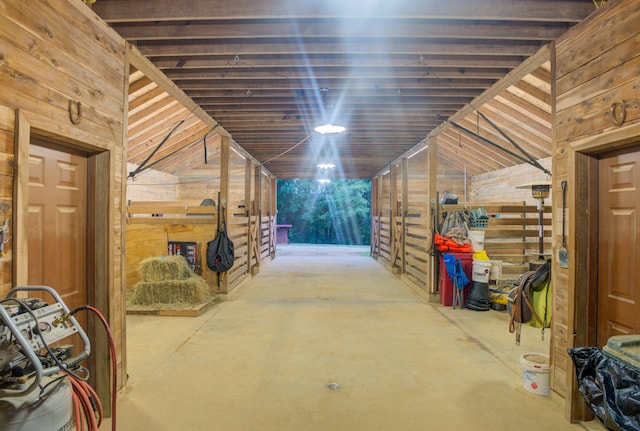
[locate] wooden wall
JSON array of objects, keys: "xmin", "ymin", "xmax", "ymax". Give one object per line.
[
  {"xmin": 178, "ymin": 164, "xmax": 221, "ymax": 202},
  {"xmin": 0, "ymin": 0, "xmax": 128, "ymax": 408},
  {"xmin": 553, "ymin": 0, "xmax": 640, "ymax": 420},
  {"xmin": 0, "ymin": 108, "xmax": 14, "ymax": 291},
  {"xmin": 126, "ymin": 163, "xmax": 179, "ymax": 201},
  {"xmin": 125, "ymin": 207, "xmax": 217, "ymax": 291},
  {"xmin": 469, "ymin": 158, "xmax": 552, "ymax": 203},
  {"xmin": 125, "ymin": 152, "xmax": 276, "ymax": 299},
  {"xmin": 259, "ymin": 170, "xmax": 276, "ymax": 261},
  {"xmin": 438, "ymin": 202, "xmax": 551, "ymax": 279},
  {"xmin": 372, "ymin": 141, "xmax": 437, "ymax": 298}
]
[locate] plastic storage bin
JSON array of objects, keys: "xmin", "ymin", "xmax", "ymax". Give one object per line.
[{"xmin": 439, "ymin": 252, "xmax": 473, "ymax": 306}]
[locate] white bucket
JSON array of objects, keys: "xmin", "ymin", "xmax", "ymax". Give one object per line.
[
  {"xmin": 519, "ymin": 353, "xmax": 550, "ymax": 396},
  {"xmin": 472, "ymin": 260, "xmax": 492, "ymax": 283},
  {"xmin": 490, "ymin": 260, "xmax": 503, "ymax": 281},
  {"xmin": 468, "ymin": 230, "xmax": 485, "ymax": 251}
]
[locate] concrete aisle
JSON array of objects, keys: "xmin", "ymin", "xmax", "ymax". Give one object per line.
[{"xmin": 110, "ymin": 245, "xmax": 589, "ymax": 431}]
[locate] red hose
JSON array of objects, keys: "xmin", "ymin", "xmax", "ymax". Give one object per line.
[
  {"xmin": 69, "ymin": 376, "xmax": 100, "ymax": 430},
  {"xmin": 69, "ymin": 305, "xmax": 118, "ymax": 431},
  {"xmin": 86, "ymin": 305, "xmax": 118, "ymax": 431}
]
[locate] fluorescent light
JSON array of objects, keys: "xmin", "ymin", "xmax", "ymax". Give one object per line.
[
  {"xmin": 314, "ymin": 124, "xmax": 346, "ymax": 134},
  {"xmin": 317, "ymin": 163, "xmax": 336, "ymax": 169}
]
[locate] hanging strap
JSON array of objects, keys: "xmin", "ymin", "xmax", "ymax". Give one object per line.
[
  {"xmin": 476, "ymin": 111, "xmax": 551, "ymax": 177},
  {"xmin": 509, "ymin": 272, "xmax": 545, "ymax": 345},
  {"xmin": 220, "ymin": 204, "xmax": 227, "ymax": 232}
]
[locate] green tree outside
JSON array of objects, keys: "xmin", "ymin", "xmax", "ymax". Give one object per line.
[{"xmin": 277, "ymin": 179, "xmax": 371, "ymax": 245}]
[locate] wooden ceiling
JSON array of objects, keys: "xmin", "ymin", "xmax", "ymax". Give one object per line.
[{"xmin": 92, "ymin": 0, "xmax": 595, "ymax": 179}]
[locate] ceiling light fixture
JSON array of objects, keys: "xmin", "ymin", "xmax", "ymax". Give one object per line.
[
  {"xmin": 314, "ymin": 124, "xmax": 346, "ymax": 134},
  {"xmin": 317, "ymin": 163, "xmax": 336, "ymax": 169}
]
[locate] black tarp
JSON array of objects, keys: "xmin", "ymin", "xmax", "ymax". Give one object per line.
[{"xmin": 568, "ymin": 347, "xmax": 640, "ymax": 431}]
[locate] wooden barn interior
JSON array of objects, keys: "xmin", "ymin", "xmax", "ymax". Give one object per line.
[{"xmin": 0, "ymin": 0, "xmax": 639, "ymax": 429}]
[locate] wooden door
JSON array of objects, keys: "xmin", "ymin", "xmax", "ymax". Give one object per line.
[
  {"xmin": 27, "ymin": 143, "xmax": 87, "ymax": 324},
  {"xmin": 597, "ymin": 147, "xmax": 640, "ymax": 346}
]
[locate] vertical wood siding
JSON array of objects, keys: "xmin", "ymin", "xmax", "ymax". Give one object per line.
[
  {"xmin": 553, "ymin": 0, "xmax": 640, "ymax": 418},
  {"xmin": 0, "ymin": 0, "xmax": 128, "ymax": 397}
]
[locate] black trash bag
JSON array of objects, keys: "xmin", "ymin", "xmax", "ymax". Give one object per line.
[{"xmin": 568, "ymin": 347, "xmax": 640, "ymax": 431}]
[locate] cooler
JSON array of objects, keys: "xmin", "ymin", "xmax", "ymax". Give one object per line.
[
  {"xmin": 439, "ymin": 252, "xmax": 473, "ymax": 306},
  {"xmin": 602, "ymin": 335, "xmax": 640, "ymax": 370}
]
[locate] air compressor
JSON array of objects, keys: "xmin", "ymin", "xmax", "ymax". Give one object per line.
[{"xmin": 0, "ymin": 286, "xmax": 91, "ymax": 431}]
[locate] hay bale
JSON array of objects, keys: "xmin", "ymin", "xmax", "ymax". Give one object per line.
[
  {"xmin": 139, "ymin": 255, "xmax": 194, "ymax": 282},
  {"xmin": 129, "ymin": 277, "xmax": 208, "ymax": 305}
]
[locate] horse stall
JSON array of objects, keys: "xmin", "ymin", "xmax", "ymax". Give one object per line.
[
  {"xmin": 370, "ymin": 141, "xmax": 439, "ymax": 298},
  {"xmin": 125, "ymin": 201, "xmax": 219, "ymax": 316},
  {"xmin": 124, "ymin": 134, "xmax": 277, "ymax": 310}
]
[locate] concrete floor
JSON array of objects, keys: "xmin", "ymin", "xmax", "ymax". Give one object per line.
[{"xmin": 108, "ymin": 244, "xmax": 598, "ymax": 431}]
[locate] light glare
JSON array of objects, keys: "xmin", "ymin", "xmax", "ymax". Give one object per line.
[
  {"xmin": 317, "ymin": 163, "xmax": 336, "ymax": 169},
  {"xmin": 314, "ymin": 124, "xmax": 346, "ymax": 134}
]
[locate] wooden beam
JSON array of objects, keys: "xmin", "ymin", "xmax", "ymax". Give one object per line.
[
  {"xmin": 127, "ymin": 44, "xmax": 230, "ymax": 137},
  {"xmin": 156, "ymin": 55, "xmax": 526, "ymax": 71},
  {"xmin": 137, "ymin": 39, "xmax": 543, "ymax": 57},
  {"xmin": 112, "ymin": 19, "xmax": 571, "ymax": 41},
  {"xmin": 94, "ymin": 0, "xmax": 593, "ymax": 23},
  {"xmin": 175, "ymin": 78, "xmax": 497, "ymax": 91},
  {"xmin": 164, "ymin": 67, "xmax": 511, "ymax": 81},
  {"xmin": 218, "ymin": 135, "xmax": 230, "ymax": 293},
  {"xmin": 183, "ymin": 88, "xmax": 486, "ymax": 98},
  {"xmin": 430, "ymin": 44, "xmax": 551, "ymax": 137}
]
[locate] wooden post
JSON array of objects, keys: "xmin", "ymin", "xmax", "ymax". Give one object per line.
[
  {"xmin": 390, "ymin": 163, "xmax": 399, "ymax": 271},
  {"xmin": 245, "ymin": 159, "xmax": 253, "ymax": 276},
  {"xmin": 218, "ymin": 135, "xmax": 230, "ymax": 294},
  {"xmin": 251, "ymin": 165, "xmax": 262, "ymax": 274},
  {"xmin": 370, "ymin": 176, "xmax": 378, "ymax": 257},
  {"xmin": 377, "ymin": 175, "xmax": 384, "ymax": 259},
  {"xmin": 401, "ymin": 157, "xmax": 409, "ymax": 275},
  {"xmin": 427, "ymin": 136, "xmax": 438, "ymax": 294},
  {"xmin": 270, "ymin": 176, "xmax": 276, "ymax": 258}
]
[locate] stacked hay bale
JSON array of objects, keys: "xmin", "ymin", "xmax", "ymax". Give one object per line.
[{"xmin": 128, "ymin": 255, "xmax": 209, "ymax": 306}]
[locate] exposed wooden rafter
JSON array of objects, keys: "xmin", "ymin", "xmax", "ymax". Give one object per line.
[{"xmin": 93, "ymin": 0, "xmax": 595, "ymax": 178}]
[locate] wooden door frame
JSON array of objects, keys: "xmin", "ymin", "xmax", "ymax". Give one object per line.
[
  {"xmin": 568, "ymin": 131, "xmax": 640, "ymax": 421},
  {"xmin": 13, "ymin": 109, "xmax": 111, "ymax": 413}
]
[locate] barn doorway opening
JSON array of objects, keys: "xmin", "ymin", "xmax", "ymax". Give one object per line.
[{"xmin": 276, "ymin": 179, "xmax": 372, "ymax": 246}]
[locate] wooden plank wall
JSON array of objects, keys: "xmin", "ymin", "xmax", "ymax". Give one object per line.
[
  {"xmin": 470, "ymin": 158, "xmax": 552, "ymax": 203},
  {"xmin": 124, "ymin": 206, "xmax": 218, "ymax": 291},
  {"xmin": 0, "ymin": 0, "xmax": 129, "ymax": 406},
  {"xmin": 403, "ymin": 148, "xmax": 433, "ymax": 292},
  {"xmin": 437, "ymin": 164, "xmax": 468, "ymax": 202},
  {"xmin": 178, "ymin": 164, "xmax": 221, "ymax": 202},
  {"xmin": 125, "ymin": 159, "xmax": 272, "ymax": 297},
  {"xmin": 373, "ymin": 142, "xmax": 437, "ymax": 296},
  {"xmin": 226, "ymin": 150, "xmax": 251, "ymax": 290},
  {"xmin": 376, "ymin": 171, "xmax": 393, "ymax": 266},
  {"xmin": 126, "ymin": 163, "xmax": 179, "ymax": 201},
  {"xmin": 439, "ymin": 203, "xmax": 552, "ymax": 278},
  {"xmin": 0, "ymin": 108, "xmax": 14, "ymax": 294},
  {"xmin": 553, "ymin": 0, "xmax": 640, "ymax": 420},
  {"xmin": 258, "ymin": 170, "xmax": 276, "ymax": 262}
]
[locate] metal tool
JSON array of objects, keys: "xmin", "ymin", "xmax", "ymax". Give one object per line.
[
  {"xmin": 559, "ymin": 180, "xmax": 569, "ymax": 268},
  {"xmin": 0, "ymin": 219, "xmax": 8, "ymax": 259}
]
